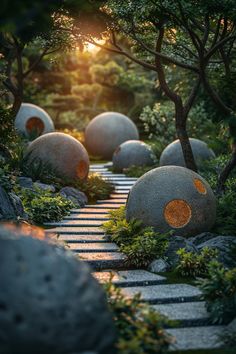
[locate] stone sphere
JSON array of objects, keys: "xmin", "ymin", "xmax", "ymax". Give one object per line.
[
  {"xmin": 160, "ymin": 138, "xmax": 215, "ymax": 169},
  {"xmin": 0, "ymin": 226, "xmax": 116, "ymax": 354},
  {"xmin": 112, "ymin": 140, "xmax": 155, "ymax": 172},
  {"xmin": 126, "ymin": 166, "xmax": 216, "ymax": 237},
  {"xmin": 85, "ymin": 112, "xmax": 139, "ymax": 159},
  {"xmin": 15, "ymin": 103, "xmax": 55, "ymax": 138},
  {"xmin": 26, "ymin": 132, "xmax": 89, "ymax": 180}
]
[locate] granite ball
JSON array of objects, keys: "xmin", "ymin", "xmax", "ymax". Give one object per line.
[
  {"xmin": 85, "ymin": 112, "xmax": 139, "ymax": 159},
  {"xmin": 126, "ymin": 166, "xmax": 216, "ymax": 237},
  {"xmin": 112, "ymin": 140, "xmax": 155, "ymax": 172},
  {"xmin": 160, "ymin": 138, "xmax": 215, "ymax": 169},
  {"xmin": 0, "ymin": 226, "xmax": 116, "ymax": 354},
  {"xmin": 15, "ymin": 103, "xmax": 54, "ymax": 138},
  {"xmin": 26, "ymin": 132, "xmax": 89, "ymax": 180}
]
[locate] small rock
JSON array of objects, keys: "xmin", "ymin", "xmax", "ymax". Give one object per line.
[
  {"xmin": 197, "ymin": 236, "xmax": 236, "ymax": 267},
  {"xmin": 18, "ymin": 176, "xmax": 34, "ymax": 189},
  {"xmin": 165, "ymin": 236, "xmax": 198, "ymax": 266},
  {"xmin": 148, "ymin": 258, "xmax": 170, "ymax": 273},
  {"xmin": 0, "ymin": 185, "xmax": 16, "ymax": 219},
  {"xmin": 60, "ymin": 186, "xmax": 88, "ymax": 207},
  {"xmin": 189, "ymin": 232, "xmax": 217, "ymax": 246},
  {"xmin": 8, "ymin": 193, "xmax": 28, "ymax": 219},
  {"xmin": 34, "ymin": 181, "xmax": 56, "ymax": 192}
]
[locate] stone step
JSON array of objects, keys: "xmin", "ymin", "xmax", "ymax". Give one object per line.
[
  {"xmin": 45, "ymin": 227, "xmax": 104, "ymax": 235},
  {"xmin": 112, "ymin": 190, "xmax": 130, "ymax": 195},
  {"xmin": 71, "ymin": 208, "xmax": 110, "ymax": 214},
  {"xmin": 97, "ymin": 199, "xmax": 126, "ymax": 204},
  {"xmin": 121, "ymin": 284, "xmax": 202, "ymax": 304},
  {"xmin": 64, "ymin": 215, "xmax": 109, "ymax": 221},
  {"xmin": 100, "ymin": 173, "xmax": 124, "ymax": 177},
  {"xmin": 152, "ymin": 301, "xmax": 210, "ymax": 327},
  {"xmin": 59, "ymin": 234, "xmax": 109, "ymax": 243},
  {"xmin": 84, "ymin": 204, "xmax": 121, "ymax": 209},
  {"xmin": 110, "ymin": 194, "xmax": 128, "ymax": 199},
  {"xmin": 93, "ymin": 270, "xmax": 166, "ymax": 287},
  {"xmin": 78, "ymin": 252, "xmax": 127, "ymax": 270},
  {"xmin": 45, "ymin": 220, "xmax": 104, "ymax": 227},
  {"xmin": 115, "ymin": 186, "xmax": 132, "ymax": 190},
  {"xmin": 90, "ymin": 168, "xmax": 108, "ymax": 172},
  {"xmin": 104, "ymin": 177, "xmax": 137, "ymax": 181},
  {"xmin": 68, "ymin": 242, "xmax": 119, "ymax": 253},
  {"xmin": 167, "ymin": 325, "xmax": 225, "ymax": 351},
  {"xmin": 112, "ymin": 181, "xmax": 135, "ymax": 186}
]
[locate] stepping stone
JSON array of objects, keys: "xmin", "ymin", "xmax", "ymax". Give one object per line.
[
  {"xmin": 113, "ymin": 181, "xmax": 135, "ymax": 186},
  {"xmin": 100, "ymin": 173, "xmax": 124, "ymax": 177},
  {"xmin": 45, "ymin": 227, "xmax": 104, "ymax": 235},
  {"xmin": 59, "ymin": 235, "xmax": 109, "ymax": 243},
  {"xmin": 104, "ymin": 177, "xmax": 137, "ymax": 181},
  {"xmin": 68, "ymin": 242, "xmax": 119, "ymax": 253},
  {"xmin": 45, "ymin": 220, "xmax": 104, "ymax": 227},
  {"xmin": 152, "ymin": 301, "xmax": 210, "ymax": 327},
  {"xmin": 115, "ymin": 186, "xmax": 132, "ymax": 190},
  {"xmin": 112, "ymin": 190, "xmax": 130, "ymax": 194},
  {"xmin": 71, "ymin": 208, "xmax": 110, "ymax": 214},
  {"xmin": 97, "ymin": 199, "xmax": 126, "ymax": 204},
  {"xmin": 167, "ymin": 325, "xmax": 225, "ymax": 351},
  {"xmin": 84, "ymin": 204, "xmax": 121, "ymax": 209},
  {"xmin": 90, "ymin": 168, "xmax": 108, "ymax": 172},
  {"xmin": 78, "ymin": 252, "xmax": 127, "ymax": 270},
  {"xmin": 121, "ymin": 284, "xmax": 202, "ymax": 304},
  {"xmin": 93, "ymin": 270, "xmax": 166, "ymax": 287},
  {"xmin": 110, "ymin": 194, "xmax": 128, "ymax": 199},
  {"xmin": 64, "ymin": 214, "xmax": 109, "ymax": 221},
  {"xmin": 90, "ymin": 164, "xmax": 108, "ymax": 168}
]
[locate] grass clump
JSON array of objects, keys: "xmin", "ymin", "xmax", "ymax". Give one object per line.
[
  {"xmin": 197, "ymin": 261, "xmax": 236, "ymax": 324},
  {"xmin": 176, "ymin": 247, "xmax": 219, "ymax": 278},
  {"xmin": 76, "ymin": 173, "xmax": 114, "ymax": 202},
  {"xmin": 123, "ymin": 164, "xmax": 158, "ymax": 178},
  {"xmin": 103, "ymin": 206, "xmax": 170, "ymax": 267},
  {"xmin": 18, "ymin": 187, "xmax": 74, "ymax": 225},
  {"xmin": 104, "ymin": 280, "xmax": 174, "ymax": 354}
]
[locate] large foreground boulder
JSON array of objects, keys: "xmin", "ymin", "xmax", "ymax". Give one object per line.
[
  {"xmin": 26, "ymin": 132, "xmax": 90, "ymax": 180},
  {"xmin": 160, "ymin": 138, "xmax": 215, "ymax": 169},
  {"xmin": 112, "ymin": 140, "xmax": 155, "ymax": 172},
  {"xmin": 85, "ymin": 112, "xmax": 139, "ymax": 159},
  {"xmin": 0, "ymin": 226, "xmax": 116, "ymax": 354},
  {"xmin": 0, "ymin": 186, "xmax": 26, "ymax": 220},
  {"xmin": 15, "ymin": 103, "xmax": 54, "ymax": 138},
  {"xmin": 126, "ymin": 166, "xmax": 216, "ymax": 237}
]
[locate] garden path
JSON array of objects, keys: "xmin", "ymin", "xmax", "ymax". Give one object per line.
[{"xmin": 45, "ymin": 163, "xmax": 226, "ymax": 352}]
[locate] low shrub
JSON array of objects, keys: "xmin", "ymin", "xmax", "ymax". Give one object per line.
[
  {"xmin": 197, "ymin": 261, "xmax": 236, "ymax": 324},
  {"xmin": 124, "ymin": 164, "xmax": 157, "ymax": 178},
  {"xmin": 104, "ymin": 280, "xmax": 174, "ymax": 354},
  {"xmin": 18, "ymin": 187, "xmax": 74, "ymax": 225},
  {"xmin": 76, "ymin": 173, "xmax": 114, "ymax": 201},
  {"xmin": 103, "ymin": 206, "xmax": 170, "ymax": 267},
  {"xmin": 176, "ymin": 247, "xmax": 218, "ymax": 278}
]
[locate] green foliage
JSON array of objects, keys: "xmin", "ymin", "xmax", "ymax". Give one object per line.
[
  {"xmin": 124, "ymin": 164, "xmax": 157, "ymax": 178},
  {"xmin": 0, "ymin": 165, "xmax": 16, "ymax": 192},
  {"xmin": 103, "ymin": 206, "xmax": 170, "ymax": 267},
  {"xmin": 18, "ymin": 187, "xmax": 74, "ymax": 225},
  {"xmin": 197, "ymin": 262, "xmax": 236, "ymax": 324},
  {"xmin": 76, "ymin": 173, "xmax": 114, "ymax": 201},
  {"xmin": 104, "ymin": 281, "xmax": 174, "ymax": 354},
  {"xmin": 176, "ymin": 247, "xmax": 218, "ymax": 278}
]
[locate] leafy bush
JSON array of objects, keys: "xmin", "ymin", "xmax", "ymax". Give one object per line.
[
  {"xmin": 197, "ymin": 262, "xmax": 236, "ymax": 324},
  {"xmin": 103, "ymin": 206, "xmax": 170, "ymax": 267},
  {"xmin": 18, "ymin": 187, "xmax": 74, "ymax": 225},
  {"xmin": 124, "ymin": 164, "xmax": 157, "ymax": 178},
  {"xmin": 76, "ymin": 173, "xmax": 114, "ymax": 201},
  {"xmin": 176, "ymin": 247, "xmax": 218, "ymax": 278},
  {"xmin": 104, "ymin": 280, "xmax": 174, "ymax": 354}
]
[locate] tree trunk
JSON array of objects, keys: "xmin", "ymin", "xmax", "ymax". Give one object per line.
[
  {"xmin": 175, "ymin": 103, "xmax": 198, "ymax": 171},
  {"xmin": 217, "ymin": 142, "xmax": 236, "ymax": 193}
]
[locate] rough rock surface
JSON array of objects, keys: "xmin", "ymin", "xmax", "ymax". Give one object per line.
[
  {"xmin": 0, "ymin": 185, "xmax": 16, "ymax": 219},
  {"xmin": 160, "ymin": 138, "xmax": 215, "ymax": 169},
  {"xmin": 126, "ymin": 166, "xmax": 216, "ymax": 236},
  {"xmin": 0, "ymin": 226, "xmax": 116, "ymax": 354},
  {"xmin": 9, "ymin": 192, "xmax": 27, "ymax": 219},
  {"xmin": 34, "ymin": 182, "xmax": 56, "ymax": 192},
  {"xmin": 18, "ymin": 177, "xmax": 34, "ymax": 189},
  {"xmin": 189, "ymin": 232, "xmax": 217, "ymax": 246},
  {"xmin": 112, "ymin": 140, "xmax": 155, "ymax": 172},
  {"xmin": 197, "ymin": 235, "xmax": 236, "ymax": 267},
  {"xmin": 85, "ymin": 112, "xmax": 139, "ymax": 159},
  {"xmin": 164, "ymin": 236, "xmax": 198, "ymax": 266},
  {"xmin": 60, "ymin": 187, "xmax": 88, "ymax": 207},
  {"xmin": 148, "ymin": 258, "xmax": 170, "ymax": 273}
]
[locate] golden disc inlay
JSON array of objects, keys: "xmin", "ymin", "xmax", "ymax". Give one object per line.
[{"xmin": 164, "ymin": 199, "xmax": 192, "ymax": 228}]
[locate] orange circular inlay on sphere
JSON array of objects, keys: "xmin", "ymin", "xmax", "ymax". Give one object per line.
[
  {"xmin": 193, "ymin": 178, "xmax": 207, "ymax": 195},
  {"xmin": 164, "ymin": 199, "xmax": 192, "ymax": 228},
  {"xmin": 76, "ymin": 160, "xmax": 88, "ymax": 179},
  {"xmin": 26, "ymin": 117, "xmax": 45, "ymax": 135}
]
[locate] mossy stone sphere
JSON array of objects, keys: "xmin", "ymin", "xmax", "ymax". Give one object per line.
[
  {"xmin": 126, "ymin": 166, "xmax": 216, "ymax": 237},
  {"xmin": 26, "ymin": 132, "xmax": 89, "ymax": 180},
  {"xmin": 15, "ymin": 103, "xmax": 54, "ymax": 138},
  {"xmin": 85, "ymin": 112, "xmax": 139, "ymax": 159},
  {"xmin": 160, "ymin": 138, "xmax": 215, "ymax": 169},
  {"xmin": 113, "ymin": 140, "xmax": 155, "ymax": 172},
  {"xmin": 0, "ymin": 226, "xmax": 116, "ymax": 354}
]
